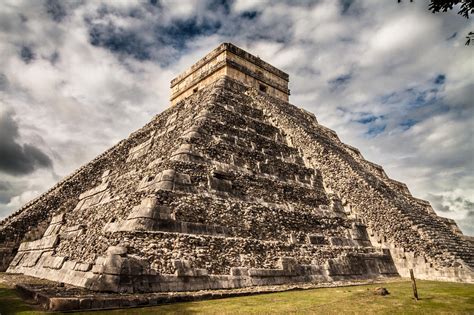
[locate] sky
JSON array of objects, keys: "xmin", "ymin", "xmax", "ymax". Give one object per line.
[{"xmin": 0, "ymin": 0, "xmax": 472, "ymax": 235}]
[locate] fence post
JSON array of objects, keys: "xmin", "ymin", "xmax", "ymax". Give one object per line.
[{"xmin": 409, "ymin": 268, "xmax": 419, "ymax": 300}]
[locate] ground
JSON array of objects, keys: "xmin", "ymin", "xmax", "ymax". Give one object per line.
[{"xmin": 0, "ymin": 274, "xmax": 473, "ymax": 314}]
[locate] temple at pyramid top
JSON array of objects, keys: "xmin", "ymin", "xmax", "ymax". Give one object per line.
[{"xmin": 170, "ymin": 43, "xmax": 290, "ymax": 105}]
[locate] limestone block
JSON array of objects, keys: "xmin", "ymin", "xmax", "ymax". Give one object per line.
[
  {"xmin": 9, "ymin": 252, "xmax": 26, "ymax": 267},
  {"xmin": 120, "ymin": 218, "xmax": 154, "ymax": 231},
  {"xmin": 43, "ymin": 255, "xmax": 66, "ymax": 269},
  {"xmin": 350, "ymin": 223, "xmax": 370, "ymax": 241},
  {"xmin": 158, "ymin": 206, "xmax": 174, "ymax": 220},
  {"xmin": 166, "ymin": 112, "xmax": 178, "ymax": 126},
  {"xmin": 307, "ymin": 234, "xmax": 325, "ymax": 245},
  {"xmin": 175, "ymin": 173, "xmax": 191, "ymax": 185},
  {"xmin": 107, "ymin": 246, "xmax": 127, "ymax": 256},
  {"xmin": 327, "ymin": 255, "xmax": 366, "ymax": 276},
  {"xmin": 79, "ymin": 182, "xmax": 109, "ymax": 200},
  {"xmin": 43, "ymin": 224, "xmax": 62, "ymax": 237},
  {"xmin": 147, "ymin": 157, "xmax": 163, "ymax": 169},
  {"xmin": 91, "ymin": 257, "xmax": 105, "ymax": 274},
  {"xmin": 61, "ymin": 225, "xmax": 85, "ymax": 238},
  {"xmin": 88, "ymin": 274, "xmax": 121, "ymax": 292},
  {"xmin": 288, "ymin": 233, "xmax": 298, "ymax": 244},
  {"xmin": 230, "ymin": 267, "xmax": 249, "ymax": 277},
  {"xmin": 329, "ymin": 237, "xmax": 355, "ymax": 247},
  {"xmin": 101, "ymin": 169, "xmax": 111, "ymax": 180},
  {"xmin": 249, "ymin": 268, "xmax": 285, "ymax": 277},
  {"xmin": 18, "ymin": 235, "xmax": 59, "ymax": 251},
  {"xmin": 208, "ymin": 175, "xmax": 232, "ymax": 192},
  {"xmin": 127, "ymin": 136, "xmax": 154, "ymax": 162},
  {"xmin": 63, "ymin": 260, "xmax": 77, "ymax": 270},
  {"xmin": 103, "ymin": 221, "xmax": 120, "ymax": 233},
  {"xmin": 138, "ymin": 175, "xmax": 158, "ymax": 191},
  {"xmin": 21, "ymin": 251, "xmax": 44, "ymax": 267},
  {"xmin": 128, "ymin": 204, "xmax": 156, "ymax": 220},
  {"xmin": 278, "ymin": 257, "xmax": 298, "ymax": 273},
  {"xmin": 74, "ymin": 263, "xmax": 92, "ymax": 272},
  {"xmin": 155, "ymin": 181, "xmax": 174, "ymax": 191},
  {"xmin": 102, "ymin": 255, "xmax": 126, "ymax": 275},
  {"xmin": 172, "ymin": 259, "xmax": 207, "ymax": 277},
  {"xmin": 161, "ymin": 170, "xmax": 176, "ymax": 181},
  {"xmin": 50, "ymin": 213, "xmax": 65, "ymax": 225},
  {"xmin": 172, "ymin": 143, "xmax": 193, "ymax": 155}
]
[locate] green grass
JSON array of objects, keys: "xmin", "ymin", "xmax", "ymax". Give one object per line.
[{"xmin": 0, "ymin": 280, "xmax": 473, "ymax": 314}]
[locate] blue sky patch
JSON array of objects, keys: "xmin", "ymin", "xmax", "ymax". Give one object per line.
[
  {"xmin": 367, "ymin": 124, "xmax": 386, "ymax": 137},
  {"xmin": 400, "ymin": 119, "xmax": 418, "ymax": 130},
  {"xmin": 356, "ymin": 114, "xmax": 378, "ymax": 124}
]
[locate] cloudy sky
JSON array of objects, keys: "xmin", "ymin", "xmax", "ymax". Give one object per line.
[{"xmin": 0, "ymin": 0, "xmax": 472, "ymax": 234}]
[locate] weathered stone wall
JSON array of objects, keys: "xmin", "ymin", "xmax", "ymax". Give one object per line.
[
  {"xmin": 170, "ymin": 43, "xmax": 289, "ymax": 105},
  {"xmin": 5, "ymin": 76, "xmax": 472, "ymax": 293},
  {"xmin": 243, "ymin": 78, "xmax": 473, "ymax": 282},
  {"xmin": 5, "ymin": 77, "xmax": 403, "ymax": 292}
]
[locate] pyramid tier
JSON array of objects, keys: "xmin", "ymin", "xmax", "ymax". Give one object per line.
[{"xmin": 3, "ymin": 77, "xmax": 473, "ymax": 291}]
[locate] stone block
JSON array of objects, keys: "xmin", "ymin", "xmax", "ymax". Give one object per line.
[
  {"xmin": 230, "ymin": 267, "xmax": 249, "ymax": 277},
  {"xmin": 21, "ymin": 251, "xmax": 44, "ymax": 267},
  {"xmin": 18, "ymin": 235, "xmax": 59, "ymax": 251},
  {"xmin": 74, "ymin": 263, "xmax": 92, "ymax": 272},
  {"xmin": 307, "ymin": 234, "xmax": 325, "ymax": 245},
  {"xmin": 63, "ymin": 260, "xmax": 77, "ymax": 270},
  {"xmin": 43, "ymin": 256, "xmax": 66, "ymax": 269},
  {"xmin": 44, "ymin": 224, "xmax": 62, "ymax": 237},
  {"xmin": 127, "ymin": 204, "xmax": 156, "ymax": 220},
  {"xmin": 175, "ymin": 173, "xmax": 191, "ymax": 185},
  {"xmin": 161, "ymin": 169, "xmax": 176, "ymax": 181},
  {"xmin": 106, "ymin": 246, "xmax": 127, "ymax": 256},
  {"xmin": 79, "ymin": 182, "xmax": 109, "ymax": 200},
  {"xmin": 48, "ymin": 298, "xmax": 80, "ymax": 312},
  {"xmin": 9, "ymin": 252, "xmax": 25, "ymax": 267},
  {"xmin": 209, "ymin": 176, "xmax": 232, "ymax": 192},
  {"xmin": 89, "ymin": 274, "xmax": 121, "ymax": 292},
  {"xmin": 102, "ymin": 255, "xmax": 125, "ymax": 275},
  {"xmin": 155, "ymin": 181, "xmax": 174, "ymax": 191},
  {"xmin": 50, "ymin": 213, "xmax": 65, "ymax": 225},
  {"xmin": 350, "ymin": 223, "xmax": 370, "ymax": 241}
]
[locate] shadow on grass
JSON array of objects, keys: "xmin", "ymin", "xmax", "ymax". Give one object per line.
[{"xmin": 0, "ymin": 287, "xmax": 41, "ymax": 315}]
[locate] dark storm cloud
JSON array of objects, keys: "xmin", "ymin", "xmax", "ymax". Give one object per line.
[
  {"xmin": 427, "ymin": 193, "xmax": 452, "ymax": 212},
  {"xmin": 0, "ymin": 181, "xmax": 17, "ymax": 204},
  {"xmin": 0, "ymin": 181, "xmax": 11, "ymax": 203},
  {"xmin": 0, "ymin": 111, "xmax": 52, "ymax": 176},
  {"xmin": 434, "ymin": 74, "xmax": 446, "ymax": 85},
  {"xmin": 87, "ymin": 13, "xmax": 221, "ymax": 63},
  {"xmin": 19, "ymin": 45, "xmax": 35, "ymax": 63},
  {"xmin": 45, "ymin": 0, "xmax": 67, "ymax": 22},
  {"xmin": 328, "ymin": 73, "xmax": 352, "ymax": 91},
  {"xmin": 339, "ymin": 0, "xmax": 355, "ymax": 14}
]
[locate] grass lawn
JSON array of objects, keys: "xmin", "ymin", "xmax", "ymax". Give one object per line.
[{"xmin": 0, "ymin": 279, "xmax": 473, "ymax": 314}]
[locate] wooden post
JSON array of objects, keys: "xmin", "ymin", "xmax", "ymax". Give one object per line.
[{"xmin": 409, "ymin": 269, "xmax": 419, "ymax": 300}]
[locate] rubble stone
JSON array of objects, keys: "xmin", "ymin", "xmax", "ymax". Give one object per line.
[{"xmin": 1, "ymin": 43, "xmax": 472, "ymax": 294}]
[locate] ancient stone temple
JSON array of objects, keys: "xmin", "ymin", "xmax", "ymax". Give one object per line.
[{"xmin": 1, "ymin": 43, "xmax": 472, "ymax": 293}]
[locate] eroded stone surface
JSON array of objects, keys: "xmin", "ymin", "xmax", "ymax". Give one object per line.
[{"xmin": 1, "ymin": 44, "xmax": 472, "ymax": 294}]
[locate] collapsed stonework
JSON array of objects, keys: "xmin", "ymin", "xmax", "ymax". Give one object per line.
[{"xmin": 1, "ymin": 44, "xmax": 472, "ymax": 293}]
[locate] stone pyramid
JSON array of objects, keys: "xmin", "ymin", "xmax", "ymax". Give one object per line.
[{"xmin": 1, "ymin": 43, "xmax": 472, "ymax": 293}]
